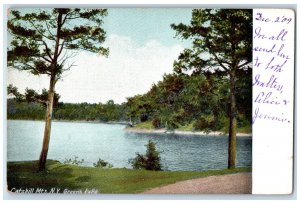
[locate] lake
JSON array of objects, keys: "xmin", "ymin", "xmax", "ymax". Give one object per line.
[{"xmin": 7, "ymin": 120, "xmax": 252, "ymax": 171}]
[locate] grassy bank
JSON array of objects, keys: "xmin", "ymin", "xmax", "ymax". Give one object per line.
[{"xmin": 7, "ymin": 160, "xmax": 251, "ymax": 194}]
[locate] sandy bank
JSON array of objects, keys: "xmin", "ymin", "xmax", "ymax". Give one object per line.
[{"xmin": 124, "ymin": 128, "xmax": 252, "ymax": 137}]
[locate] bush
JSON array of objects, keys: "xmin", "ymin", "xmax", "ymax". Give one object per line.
[
  {"xmin": 152, "ymin": 117, "xmax": 161, "ymax": 129},
  {"xmin": 129, "ymin": 140, "xmax": 162, "ymax": 171},
  {"xmin": 63, "ymin": 156, "xmax": 84, "ymax": 166},
  {"xmin": 93, "ymin": 158, "xmax": 113, "ymax": 168}
]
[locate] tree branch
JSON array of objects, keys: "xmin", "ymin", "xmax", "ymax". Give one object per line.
[
  {"xmin": 40, "ymin": 55, "xmax": 52, "ymax": 63},
  {"xmin": 63, "ymin": 61, "xmax": 76, "ymax": 72},
  {"xmin": 237, "ymin": 61, "xmax": 251, "ymax": 69},
  {"xmin": 57, "ymin": 40, "xmax": 65, "ymax": 58},
  {"xmin": 59, "ymin": 52, "xmax": 77, "ymax": 65},
  {"xmin": 65, "ymin": 15, "xmax": 82, "ymax": 21},
  {"xmin": 44, "ymin": 20, "xmax": 56, "ymax": 40},
  {"xmin": 212, "ymin": 53, "xmax": 229, "ymax": 71},
  {"xmin": 61, "ymin": 9, "xmax": 78, "ymax": 25},
  {"xmin": 42, "ymin": 41, "xmax": 53, "ymax": 61}
]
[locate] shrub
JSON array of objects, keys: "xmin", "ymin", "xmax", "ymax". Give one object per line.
[
  {"xmin": 63, "ymin": 156, "xmax": 84, "ymax": 166},
  {"xmin": 130, "ymin": 153, "xmax": 147, "ymax": 169},
  {"xmin": 93, "ymin": 158, "xmax": 113, "ymax": 168},
  {"xmin": 129, "ymin": 140, "xmax": 162, "ymax": 171}
]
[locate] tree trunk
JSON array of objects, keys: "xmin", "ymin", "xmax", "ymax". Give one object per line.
[
  {"xmin": 38, "ymin": 11, "xmax": 62, "ymax": 171},
  {"xmin": 228, "ymin": 70, "xmax": 237, "ymax": 169},
  {"xmin": 38, "ymin": 76, "xmax": 56, "ymax": 171}
]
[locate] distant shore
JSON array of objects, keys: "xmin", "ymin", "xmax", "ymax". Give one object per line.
[
  {"xmin": 8, "ymin": 118, "xmax": 128, "ymax": 125},
  {"xmin": 125, "ymin": 127, "xmax": 252, "ymax": 137}
]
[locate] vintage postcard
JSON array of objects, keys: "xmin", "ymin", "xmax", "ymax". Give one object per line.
[{"xmin": 4, "ymin": 7, "xmax": 294, "ymax": 196}]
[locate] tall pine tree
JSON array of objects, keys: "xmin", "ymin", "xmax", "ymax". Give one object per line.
[
  {"xmin": 8, "ymin": 8, "xmax": 109, "ymax": 171},
  {"xmin": 171, "ymin": 9, "xmax": 252, "ymax": 169}
]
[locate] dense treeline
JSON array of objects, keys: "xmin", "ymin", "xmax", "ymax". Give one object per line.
[
  {"xmin": 126, "ymin": 71, "xmax": 251, "ymax": 132},
  {"xmin": 7, "ymin": 99, "xmax": 127, "ymax": 122},
  {"xmin": 8, "ymin": 99, "xmax": 45, "ymax": 120},
  {"xmin": 54, "ymin": 100, "xmax": 127, "ymax": 122}
]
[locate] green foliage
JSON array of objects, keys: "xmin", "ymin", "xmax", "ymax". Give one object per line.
[
  {"xmin": 126, "ymin": 72, "xmax": 252, "ymax": 133},
  {"xmin": 126, "ymin": 94, "xmax": 153, "ymax": 123},
  {"xmin": 93, "ymin": 158, "xmax": 113, "ymax": 168},
  {"xmin": 63, "ymin": 156, "xmax": 84, "ymax": 166},
  {"xmin": 194, "ymin": 115, "xmax": 217, "ymax": 133},
  {"xmin": 129, "ymin": 140, "xmax": 162, "ymax": 171},
  {"xmin": 177, "ymin": 122, "xmax": 195, "ymax": 132}
]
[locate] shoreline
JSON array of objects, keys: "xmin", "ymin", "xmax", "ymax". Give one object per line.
[
  {"xmin": 52, "ymin": 119, "xmax": 128, "ymax": 125},
  {"xmin": 7, "ymin": 118, "xmax": 128, "ymax": 125},
  {"xmin": 125, "ymin": 128, "xmax": 252, "ymax": 137}
]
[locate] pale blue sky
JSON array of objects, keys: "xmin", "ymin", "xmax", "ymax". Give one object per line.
[
  {"xmin": 8, "ymin": 8, "xmax": 193, "ymax": 103},
  {"xmin": 103, "ymin": 8, "xmax": 192, "ymax": 47}
]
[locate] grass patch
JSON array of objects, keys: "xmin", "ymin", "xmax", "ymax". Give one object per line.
[
  {"xmin": 7, "ymin": 160, "xmax": 251, "ymax": 194},
  {"xmin": 133, "ymin": 121, "xmax": 154, "ymax": 130}
]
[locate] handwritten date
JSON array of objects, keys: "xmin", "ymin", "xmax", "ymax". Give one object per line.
[{"xmin": 255, "ymin": 12, "xmax": 292, "ymax": 24}]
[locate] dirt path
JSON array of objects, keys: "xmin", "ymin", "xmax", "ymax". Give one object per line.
[{"xmin": 142, "ymin": 172, "xmax": 252, "ymax": 194}]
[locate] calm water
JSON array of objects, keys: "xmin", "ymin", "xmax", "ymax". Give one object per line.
[{"xmin": 7, "ymin": 120, "xmax": 252, "ymax": 171}]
